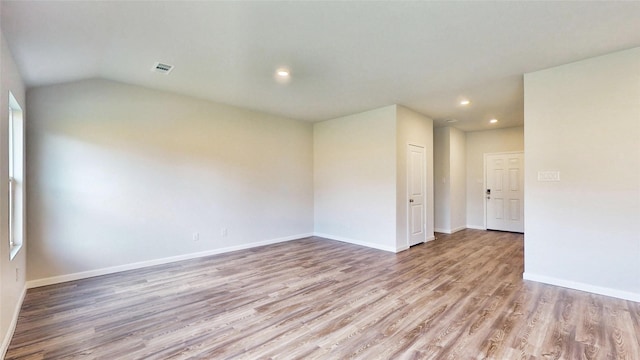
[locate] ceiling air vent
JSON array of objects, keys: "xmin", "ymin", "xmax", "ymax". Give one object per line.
[{"xmin": 151, "ymin": 62, "xmax": 174, "ymax": 74}]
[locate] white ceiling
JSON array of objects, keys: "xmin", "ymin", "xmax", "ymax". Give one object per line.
[{"xmin": 2, "ymin": 1, "xmax": 640, "ymax": 131}]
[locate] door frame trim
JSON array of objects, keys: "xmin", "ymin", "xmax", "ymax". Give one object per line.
[{"xmin": 483, "ymin": 151, "xmax": 524, "ymax": 231}]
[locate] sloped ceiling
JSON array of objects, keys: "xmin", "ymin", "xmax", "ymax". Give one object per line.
[{"xmin": 2, "ymin": 1, "xmax": 640, "ymax": 131}]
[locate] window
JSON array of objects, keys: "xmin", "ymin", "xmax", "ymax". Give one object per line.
[{"xmin": 8, "ymin": 91, "xmax": 24, "ymax": 260}]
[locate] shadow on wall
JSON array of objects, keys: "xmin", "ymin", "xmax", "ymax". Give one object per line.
[{"xmin": 26, "ymin": 79, "xmax": 314, "ymax": 280}]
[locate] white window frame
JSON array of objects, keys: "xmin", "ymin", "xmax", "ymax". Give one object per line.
[{"xmin": 8, "ymin": 91, "xmax": 24, "ymax": 260}]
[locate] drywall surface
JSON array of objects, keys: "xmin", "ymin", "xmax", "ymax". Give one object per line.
[
  {"xmin": 396, "ymin": 105, "xmax": 434, "ymax": 249},
  {"xmin": 0, "ymin": 30, "xmax": 27, "ymax": 356},
  {"xmin": 314, "ymin": 105, "xmax": 397, "ymax": 251},
  {"xmin": 524, "ymin": 47, "xmax": 640, "ymax": 300},
  {"xmin": 434, "ymin": 126, "xmax": 466, "ymax": 233},
  {"xmin": 433, "ymin": 127, "xmax": 450, "ymax": 232},
  {"xmin": 26, "ymin": 79, "xmax": 314, "ymax": 281},
  {"xmin": 449, "ymin": 127, "xmax": 466, "ymax": 231},
  {"xmin": 465, "ymin": 127, "xmax": 524, "ymax": 229}
]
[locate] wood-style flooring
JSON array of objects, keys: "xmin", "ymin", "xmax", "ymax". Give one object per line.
[{"xmin": 6, "ymin": 230, "xmax": 640, "ymax": 359}]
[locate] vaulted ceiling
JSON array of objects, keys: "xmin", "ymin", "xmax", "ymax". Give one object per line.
[{"xmin": 2, "ymin": 1, "xmax": 640, "ymax": 131}]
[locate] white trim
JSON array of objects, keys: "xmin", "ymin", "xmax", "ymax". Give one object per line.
[
  {"xmin": 27, "ymin": 233, "xmax": 313, "ymax": 289},
  {"xmin": 1, "ymin": 285, "xmax": 27, "ymax": 358},
  {"xmin": 466, "ymin": 224, "xmax": 486, "ymax": 230},
  {"xmin": 313, "ymin": 233, "xmax": 397, "ymax": 253},
  {"xmin": 434, "ymin": 226, "xmax": 466, "ymax": 234},
  {"xmin": 523, "ymin": 272, "xmax": 640, "ymax": 302},
  {"xmin": 450, "ymin": 226, "xmax": 466, "ymax": 234},
  {"xmin": 399, "ymin": 233, "xmax": 437, "ymax": 252}
]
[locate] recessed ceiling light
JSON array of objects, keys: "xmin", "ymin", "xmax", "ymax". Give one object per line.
[
  {"xmin": 446, "ymin": 119, "xmax": 458, "ymax": 123},
  {"xmin": 276, "ymin": 68, "xmax": 290, "ymax": 77},
  {"xmin": 489, "ymin": 119, "xmax": 498, "ymax": 124},
  {"xmin": 459, "ymin": 99, "xmax": 471, "ymax": 106},
  {"xmin": 274, "ymin": 67, "xmax": 291, "ymax": 84}
]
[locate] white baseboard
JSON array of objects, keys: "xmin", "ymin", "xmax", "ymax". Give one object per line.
[
  {"xmin": 396, "ymin": 245, "xmax": 409, "ymax": 252},
  {"xmin": 313, "ymin": 233, "xmax": 397, "ymax": 253},
  {"xmin": 394, "ymin": 232, "xmax": 437, "ymax": 252},
  {"xmin": 1, "ymin": 285, "xmax": 27, "ymax": 359},
  {"xmin": 434, "ymin": 226, "xmax": 466, "ymax": 234},
  {"xmin": 399, "ymin": 232, "xmax": 437, "ymax": 251},
  {"xmin": 466, "ymin": 225, "xmax": 486, "ymax": 230},
  {"xmin": 27, "ymin": 233, "xmax": 313, "ymax": 289},
  {"xmin": 450, "ymin": 226, "xmax": 466, "ymax": 234},
  {"xmin": 523, "ymin": 272, "xmax": 640, "ymax": 302}
]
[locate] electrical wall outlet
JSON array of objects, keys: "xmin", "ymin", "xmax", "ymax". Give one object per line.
[
  {"xmin": 221, "ymin": 228, "xmax": 228, "ymax": 237},
  {"xmin": 193, "ymin": 232, "xmax": 199, "ymax": 241}
]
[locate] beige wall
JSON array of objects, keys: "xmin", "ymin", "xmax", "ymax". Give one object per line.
[
  {"xmin": 396, "ymin": 105, "xmax": 435, "ymax": 249},
  {"xmin": 465, "ymin": 127, "xmax": 524, "ymax": 229},
  {"xmin": 449, "ymin": 127, "xmax": 466, "ymax": 231},
  {"xmin": 314, "ymin": 105, "xmax": 398, "ymax": 251},
  {"xmin": 434, "ymin": 127, "xmax": 450, "ymax": 231},
  {"xmin": 434, "ymin": 126, "xmax": 465, "ymax": 233},
  {"xmin": 524, "ymin": 47, "xmax": 640, "ymax": 301},
  {"xmin": 27, "ymin": 79, "xmax": 314, "ymax": 283},
  {"xmin": 0, "ymin": 30, "xmax": 27, "ymax": 356},
  {"xmin": 314, "ymin": 105, "xmax": 434, "ymax": 252}
]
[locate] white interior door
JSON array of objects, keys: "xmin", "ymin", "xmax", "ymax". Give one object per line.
[
  {"xmin": 485, "ymin": 152, "xmax": 524, "ymax": 233},
  {"xmin": 408, "ymin": 144, "xmax": 426, "ymax": 246}
]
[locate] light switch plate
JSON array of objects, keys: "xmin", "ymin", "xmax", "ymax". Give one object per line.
[{"xmin": 537, "ymin": 171, "xmax": 560, "ymax": 181}]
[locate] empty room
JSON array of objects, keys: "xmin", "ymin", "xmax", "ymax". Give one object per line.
[{"xmin": 1, "ymin": 1, "xmax": 639, "ymax": 359}]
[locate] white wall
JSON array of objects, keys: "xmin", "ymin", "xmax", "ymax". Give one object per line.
[
  {"xmin": 396, "ymin": 105, "xmax": 435, "ymax": 250},
  {"xmin": 434, "ymin": 126, "xmax": 466, "ymax": 233},
  {"xmin": 449, "ymin": 127, "xmax": 466, "ymax": 232},
  {"xmin": 27, "ymin": 79, "xmax": 314, "ymax": 283},
  {"xmin": 433, "ymin": 127, "xmax": 450, "ymax": 232},
  {"xmin": 524, "ymin": 47, "xmax": 640, "ymax": 301},
  {"xmin": 0, "ymin": 30, "xmax": 27, "ymax": 357},
  {"xmin": 313, "ymin": 105, "xmax": 398, "ymax": 251},
  {"xmin": 465, "ymin": 127, "xmax": 524, "ymax": 229}
]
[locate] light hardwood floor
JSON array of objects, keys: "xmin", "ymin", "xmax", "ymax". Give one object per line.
[{"xmin": 7, "ymin": 230, "xmax": 640, "ymax": 359}]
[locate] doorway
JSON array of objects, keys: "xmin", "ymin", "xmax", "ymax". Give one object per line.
[
  {"xmin": 484, "ymin": 152, "xmax": 524, "ymax": 233},
  {"xmin": 408, "ymin": 144, "xmax": 426, "ymax": 246}
]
